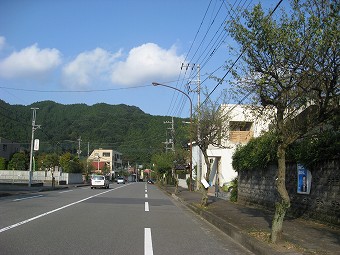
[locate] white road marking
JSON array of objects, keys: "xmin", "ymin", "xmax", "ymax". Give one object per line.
[
  {"xmin": 12, "ymin": 195, "xmax": 43, "ymax": 202},
  {"xmin": 1, "ymin": 183, "xmax": 132, "ymax": 233},
  {"xmin": 145, "ymin": 189, "xmax": 147, "ymax": 193},
  {"xmin": 144, "ymin": 228, "xmax": 154, "ymax": 255},
  {"xmin": 145, "ymin": 201, "xmax": 149, "ymax": 212},
  {"xmin": 59, "ymin": 190, "xmax": 73, "ymax": 194},
  {"xmin": 145, "ymin": 194, "xmax": 148, "ymax": 198}
]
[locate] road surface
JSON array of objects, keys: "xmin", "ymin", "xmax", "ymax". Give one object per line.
[{"xmin": 0, "ymin": 182, "xmax": 253, "ymax": 255}]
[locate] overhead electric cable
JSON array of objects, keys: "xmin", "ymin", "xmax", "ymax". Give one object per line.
[{"xmin": 200, "ymin": 0, "xmax": 284, "ymax": 107}]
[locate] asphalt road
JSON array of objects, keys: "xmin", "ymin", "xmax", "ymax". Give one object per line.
[{"xmin": 0, "ymin": 183, "xmax": 253, "ymax": 255}]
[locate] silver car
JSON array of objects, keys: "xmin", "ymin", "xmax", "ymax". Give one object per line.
[{"xmin": 91, "ymin": 175, "xmax": 109, "ymax": 189}]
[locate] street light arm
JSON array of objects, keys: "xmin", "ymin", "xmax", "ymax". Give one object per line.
[
  {"xmin": 152, "ymin": 81, "xmax": 193, "ymax": 191},
  {"xmin": 152, "ymin": 82, "xmax": 192, "ymax": 107}
]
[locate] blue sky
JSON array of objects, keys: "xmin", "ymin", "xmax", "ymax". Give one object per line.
[{"xmin": 0, "ymin": 0, "xmax": 281, "ymax": 116}]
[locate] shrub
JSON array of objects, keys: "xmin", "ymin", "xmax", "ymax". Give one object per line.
[{"xmin": 232, "ymin": 131, "xmax": 277, "ymax": 172}]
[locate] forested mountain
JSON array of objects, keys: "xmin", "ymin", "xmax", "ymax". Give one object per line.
[{"xmin": 0, "ymin": 100, "xmax": 189, "ymax": 165}]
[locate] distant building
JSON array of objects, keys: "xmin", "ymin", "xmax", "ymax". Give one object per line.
[
  {"xmin": 0, "ymin": 137, "xmax": 20, "ymax": 161},
  {"xmin": 88, "ymin": 148, "xmax": 122, "ymax": 176},
  {"xmin": 193, "ymin": 104, "xmax": 273, "ymax": 187}
]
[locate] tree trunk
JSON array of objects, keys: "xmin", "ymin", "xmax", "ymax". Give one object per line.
[
  {"xmin": 271, "ymin": 142, "xmax": 291, "ymax": 243},
  {"xmin": 200, "ymin": 150, "xmax": 211, "ymax": 207},
  {"xmin": 174, "ymin": 170, "xmax": 179, "ymax": 194},
  {"xmin": 201, "ymin": 186, "xmax": 209, "ymax": 206}
]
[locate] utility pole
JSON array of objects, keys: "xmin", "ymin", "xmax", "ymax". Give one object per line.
[
  {"xmin": 86, "ymin": 142, "xmax": 89, "ymax": 179},
  {"xmin": 163, "ymin": 117, "xmax": 175, "ymax": 152},
  {"xmin": 28, "ymin": 108, "xmax": 41, "ymax": 187},
  {"xmin": 187, "ymin": 64, "xmax": 202, "ymax": 190},
  {"xmin": 77, "ymin": 136, "xmax": 82, "ymax": 159}
]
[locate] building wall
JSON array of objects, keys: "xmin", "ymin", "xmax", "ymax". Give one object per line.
[
  {"xmin": 238, "ymin": 160, "xmax": 340, "ymax": 226},
  {"xmin": 88, "ymin": 149, "xmax": 122, "ymax": 174},
  {"xmin": 0, "ymin": 137, "xmax": 20, "ymax": 161},
  {"xmin": 195, "ymin": 104, "xmax": 273, "ymax": 186}
]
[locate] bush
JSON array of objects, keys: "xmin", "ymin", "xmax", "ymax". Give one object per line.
[
  {"xmin": 288, "ymin": 130, "xmax": 340, "ymax": 167},
  {"xmin": 232, "ymin": 131, "xmax": 277, "ymax": 172},
  {"xmin": 229, "ymin": 178, "xmax": 238, "ymax": 202}
]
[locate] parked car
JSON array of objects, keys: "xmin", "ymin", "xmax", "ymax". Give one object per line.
[
  {"xmin": 116, "ymin": 176, "xmax": 125, "ymax": 184},
  {"xmin": 147, "ymin": 179, "xmax": 155, "ymax": 184},
  {"xmin": 91, "ymin": 175, "xmax": 109, "ymax": 189}
]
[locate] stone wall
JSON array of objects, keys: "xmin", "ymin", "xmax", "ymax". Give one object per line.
[{"xmin": 238, "ymin": 160, "xmax": 340, "ymax": 226}]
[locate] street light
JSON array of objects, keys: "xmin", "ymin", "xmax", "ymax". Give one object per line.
[{"xmin": 152, "ymin": 82, "xmax": 193, "ymax": 191}]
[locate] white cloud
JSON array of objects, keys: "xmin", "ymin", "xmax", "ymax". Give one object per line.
[
  {"xmin": 111, "ymin": 43, "xmax": 184, "ymax": 86},
  {"xmin": 62, "ymin": 47, "xmax": 122, "ymax": 89},
  {"xmin": 0, "ymin": 44, "xmax": 61, "ymax": 79},
  {"xmin": 0, "ymin": 36, "xmax": 5, "ymax": 50}
]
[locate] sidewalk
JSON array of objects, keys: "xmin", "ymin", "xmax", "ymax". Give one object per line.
[{"xmin": 161, "ymin": 185, "xmax": 340, "ymax": 255}]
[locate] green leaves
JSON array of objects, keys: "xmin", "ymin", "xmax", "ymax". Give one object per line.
[
  {"xmin": 8, "ymin": 152, "xmax": 29, "ymax": 170},
  {"xmin": 232, "ymin": 132, "xmax": 278, "ymax": 172}
]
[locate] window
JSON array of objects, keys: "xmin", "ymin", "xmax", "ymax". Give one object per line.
[
  {"xmin": 103, "ymin": 152, "xmax": 110, "ymax": 157},
  {"xmin": 229, "ymin": 121, "xmax": 252, "ymax": 131}
]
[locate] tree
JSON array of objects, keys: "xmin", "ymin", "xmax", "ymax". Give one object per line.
[
  {"xmin": 36, "ymin": 153, "xmax": 59, "ymax": 171},
  {"xmin": 8, "ymin": 152, "xmax": 29, "ymax": 170},
  {"xmin": 59, "ymin": 152, "xmax": 82, "ymax": 173},
  {"xmin": 0, "ymin": 157, "xmax": 7, "ymax": 170},
  {"xmin": 227, "ymin": 0, "xmax": 339, "ymax": 243},
  {"xmin": 192, "ymin": 91, "xmax": 231, "ymax": 207},
  {"xmin": 151, "ymin": 152, "xmax": 174, "ymax": 184}
]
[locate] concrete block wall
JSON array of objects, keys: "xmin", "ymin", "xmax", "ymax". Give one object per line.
[{"xmin": 0, "ymin": 170, "xmax": 83, "ymax": 185}]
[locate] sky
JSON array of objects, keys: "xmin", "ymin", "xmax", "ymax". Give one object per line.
[{"xmin": 0, "ymin": 0, "xmax": 282, "ymax": 117}]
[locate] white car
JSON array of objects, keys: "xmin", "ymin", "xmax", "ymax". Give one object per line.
[
  {"xmin": 91, "ymin": 175, "xmax": 109, "ymax": 189},
  {"xmin": 116, "ymin": 176, "xmax": 125, "ymax": 184}
]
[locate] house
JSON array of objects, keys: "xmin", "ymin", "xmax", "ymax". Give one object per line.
[
  {"xmin": 193, "ymin": 104, "xmax": 273, "ymax": 188},
  {"xmin": 88, "ymin": 148, "xmax": 122, "ymax": 177},
  {"xmin": 0, "ymin": 137, "xmax": 20, "ymax": 161}
]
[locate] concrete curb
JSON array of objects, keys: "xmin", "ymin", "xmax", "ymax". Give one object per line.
[{"xmin": 167, "ymin": 189, "xmax": 301, "ymax": 255}]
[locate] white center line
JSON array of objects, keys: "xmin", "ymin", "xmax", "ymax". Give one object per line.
[
  {"xmin": 145, "ymin": 201, "xmax": 149, "ymax": 212},
  {"xmin": 145, "ymin": 193, "xmax": 148, "ymax": 198},
  {"xmin": 1, "ymin": 183, "xmax": 132, "ymax": 233},
  {"xmin": 144, "ymin": 228, "xmax": 154, "ymax": 255},
  {"xmin": 12, "ymin": 195, "xmax": 43, "ymax": 202}
]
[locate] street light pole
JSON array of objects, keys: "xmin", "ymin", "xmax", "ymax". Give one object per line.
[{"xmin": 152, "ymin": 82, "xmax": 193, "ymax": 191}]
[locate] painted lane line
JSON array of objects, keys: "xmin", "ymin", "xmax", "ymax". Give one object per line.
[
  {"xmin": 12, "ymin": 195, "xmax": 44, "ymax": 202},
  {"xmin": 145, "ymin": 194, "xmax": 148, "ymax": 198},
  {"xmin": 145, "ymin": 201, "xmax": 149, "ymax": 212},
  {"xmin": 145, "ymin": 189, "xmax": 147, "ymax": 193},
  {"xmin": 144, "ymin": 228, "xmax": 154, "ymax": 255},
  {"xmin": 59, "ymin": 190, "xmax": 73, "ymax": 194},
  {"xmin": 1, "ymin": 183, "xmax": 133, "ymax": 234}
]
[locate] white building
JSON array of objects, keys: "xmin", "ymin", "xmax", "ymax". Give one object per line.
[
  {"xmin": 88, "ymin": 148, "xmax": 122, "ymax": 176},
  {"xmin": 193, "ymin": 104, "xmax": 273, "ymax": 187}
]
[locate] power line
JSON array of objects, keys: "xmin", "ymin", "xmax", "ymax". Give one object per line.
[
  {"xmin": 0, "ymin": 84, "xmax": 152, "ymax": 93},
  {"xmin": 200, "ymin": 0, "xmax": 284, "ymax": 107}
]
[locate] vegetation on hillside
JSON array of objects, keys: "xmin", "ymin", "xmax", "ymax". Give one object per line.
[{"xmin": 0, "ymin": 100, "xmax": 189, "ymax": 167}]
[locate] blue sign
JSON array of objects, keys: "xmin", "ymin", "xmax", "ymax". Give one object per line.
[{"xmin": 297, "ymin": 164, "xmax": 311, "ymax": 194}]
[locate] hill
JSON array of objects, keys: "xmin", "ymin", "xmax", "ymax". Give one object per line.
[{"xmin": 0, "ymin": 100, "xmax": 189, "ymax": 165}]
